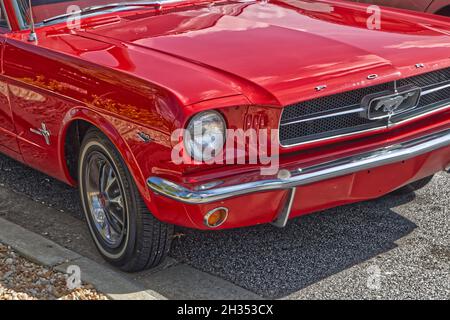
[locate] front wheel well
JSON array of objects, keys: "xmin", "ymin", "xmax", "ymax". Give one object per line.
[{"xmin": 64, "ymin": 120, "xmax": 96, "ymax": 181}]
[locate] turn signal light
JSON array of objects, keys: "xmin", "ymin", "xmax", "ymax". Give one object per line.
[{"xmin": 204, "ymin": 207, "xmax": 228, "ymax": 228}]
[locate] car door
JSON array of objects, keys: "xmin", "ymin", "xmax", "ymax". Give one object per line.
[
  {"xmin": 0, "ymin": 1, "xmax": 21, "ymax": 157},
  {"xmin": 351, "ymin": 0, "xmax": 434, "ymax": 12},
  {"xmin": 0, "ymin": 0, "xmax": 74, "ymax": 181}
]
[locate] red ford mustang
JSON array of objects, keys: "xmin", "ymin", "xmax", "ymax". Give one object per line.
[{"xmin": 0, "ymin": 0, "xmax": 449, "ymax": 271}]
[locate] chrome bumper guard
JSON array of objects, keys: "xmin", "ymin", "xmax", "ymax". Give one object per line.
[{"xmin": 147, "ymin": 129, "xmax": 450, "ymax": 209}]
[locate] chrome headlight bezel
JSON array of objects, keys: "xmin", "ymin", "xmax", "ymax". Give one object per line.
[{"xmin": 184, "ymin": 110, "xmax": 226, "ymax": 162}]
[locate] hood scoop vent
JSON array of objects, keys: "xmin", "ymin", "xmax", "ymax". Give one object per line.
[
  {"xmin": 82, "ymin": 15, "xmax": 122, "ymax": 29},
  {"xmin": 122, "ymin": 11, "xmax": 159, "ymax": 21}
]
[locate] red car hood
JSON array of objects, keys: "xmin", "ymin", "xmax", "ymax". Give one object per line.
[{"xmin": 81, "ymin": 0, "xmax": 450, "ymax": 105}]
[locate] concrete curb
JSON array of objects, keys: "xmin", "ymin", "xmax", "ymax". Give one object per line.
[
  {"xmin": 141, "ymin": 263, "xmax": 263, "ymax": 300},
  {"xmin": 0, "ymin": 218, "xmax": 80, "ymax": 267},
  {"xmin": 0, "ymin": 184, "xmax": 264, "ymax": 300},
  {"xmin": 55, "ymin": 258, "xmax": 166, "ymax": 300},
  {"xmin": 0, "ymin": 217, "xmax": 164, "ymax": 300}
]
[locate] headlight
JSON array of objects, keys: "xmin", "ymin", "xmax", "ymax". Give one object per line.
[{"xmin": 184, "ymin": 111, "xmax": 226, "ymax": 161}]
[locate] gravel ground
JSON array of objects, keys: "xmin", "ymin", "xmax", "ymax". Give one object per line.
[
  {"xmin": 0, "ymin": 243, "xmax": 107, "ymax": 300},
  {"xmin": 0, "ymin": 153, "xmax": 449, "ymax": 299}
]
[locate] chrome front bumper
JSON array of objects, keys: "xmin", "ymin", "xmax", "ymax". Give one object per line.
[{"xmin": 147, "ymin": 129, "xmax": 450, "ymax": 206}]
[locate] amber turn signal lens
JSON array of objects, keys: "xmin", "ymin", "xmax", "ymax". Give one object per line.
[{"xmin": 204, "ymin": 207, "xmax": 228, "ymax": 228}]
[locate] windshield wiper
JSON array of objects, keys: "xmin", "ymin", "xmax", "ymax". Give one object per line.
[{"xmin": 41, "ymin": 1, "xmax": 164, "ymax": 25}]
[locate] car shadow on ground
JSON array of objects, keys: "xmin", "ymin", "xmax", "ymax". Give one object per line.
[
  {"xmin": 171, "ymin": 193, "xmax": 418, "ymax": 298},
  {"xmin": 0, "ymin": 154, "xmax": 418, "ymax": 298}
]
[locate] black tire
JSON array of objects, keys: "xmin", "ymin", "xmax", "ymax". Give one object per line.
[
  {"xmin": 78, "ymin": 128, "xmax": 173, "ymax": 272},
  {"xmin": 391, "ymin": 175, "xmax": 434, "ymax": 195}
]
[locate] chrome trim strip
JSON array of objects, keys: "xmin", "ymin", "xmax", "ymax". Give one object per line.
[
  {"xmin": 421, "ymin": 83, "xmax": 450, "ymax": 95},
  {"xmin": 17, "ymin": 0, "xmax": 183, "ymax": 29},
  {"xmin": 40, "ymin": 1, "xmax": 162, "ymax": 25},
  {"xmin": 392, "ymin": 103, "xmax": 450, "ymax": 126},
  {"xmin": 419, "ymin": 79, "xmax": 450, "ymax": 89},
  {"xmin": 279, "ymin": 125, "xmax": 385, "ymax": 148},
  {"xmin": 0, "ymin": 0, "xmax": 12, "ymax": 30},
  {"xmin": 281, "ymin": 107, "xmax": 364, "ymax": 126},
  {"xmin": 11, "ymin": 0, "xmax": 27, "ymax": 30},
  {"xmin": 147, "ymin": 129, "xmax": 450, "ymax": 204},
  {"xmin": 271, "ymin": 188, "xmax": 296, "ymax": 228}
]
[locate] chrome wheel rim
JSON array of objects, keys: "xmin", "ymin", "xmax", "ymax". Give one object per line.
[{"xmin": 85, "ymin": 152, "xmax": 126, "ymax": 249}]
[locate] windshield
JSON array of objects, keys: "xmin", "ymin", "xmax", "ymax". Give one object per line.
[{"xmin": 15, "ymin": 0, "xmax": 172, "ymax": 26}]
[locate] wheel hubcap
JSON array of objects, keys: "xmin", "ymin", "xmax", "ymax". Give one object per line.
[{"xmin": 85, "ymin": 153, "xmax": 126, "ymax": 248}]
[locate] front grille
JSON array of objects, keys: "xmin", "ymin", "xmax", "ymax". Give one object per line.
[
  {"xmin": 419, "ymin": 87, "xmax": 450, "ymax": 108},
  {"xmin": 397, "ymin": 68, "xmax": 450, "ymax": 88},
  {"xmin": 281, "ymin": 82, "xmax": 392, "ymax": 119},
  {"xmin": 280, "ymin": 67, "xmax": 450, "ymax": 146}
]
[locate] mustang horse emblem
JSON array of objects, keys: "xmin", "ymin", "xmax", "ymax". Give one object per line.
[
  {"xmin": 362, "ymin": 86, "xmax": 421, "ymax": 121},
  {"xmin": 374, "ymin": 91, "xmax": 417, "ymax": 114}
]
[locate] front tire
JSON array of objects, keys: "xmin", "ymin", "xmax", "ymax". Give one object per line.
[{"xmin": 78, "ymin": 128, "xmax": 173, "ymax": 272}]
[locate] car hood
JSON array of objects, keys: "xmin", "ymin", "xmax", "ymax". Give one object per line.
[{"xmin": 80, "ymin": 0, "xmax": 450, "ymax": 106}]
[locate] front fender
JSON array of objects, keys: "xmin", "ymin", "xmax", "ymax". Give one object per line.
[
  {"xmin": 60, "ymin": 93, "xmax": 253, "ymax": 227},
  {"xmin": 60, "ymin": 107, "xmax": 166, "ymax": 216}
]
